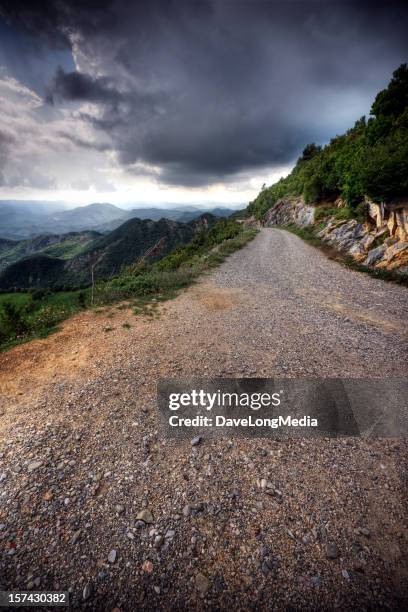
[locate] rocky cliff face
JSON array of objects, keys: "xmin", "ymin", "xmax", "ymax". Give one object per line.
[
  {"xmin": 263, "ymin": 197, "xmax": 408, "ymax": 275},
  {"xmin": 264, "ymin": 198, "xmax": 315, "ymax": 227}
]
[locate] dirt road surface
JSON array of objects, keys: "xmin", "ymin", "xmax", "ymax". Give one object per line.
[{"xmin": 1, "ymin": 229, "xmax": 407, "ymax": 610}]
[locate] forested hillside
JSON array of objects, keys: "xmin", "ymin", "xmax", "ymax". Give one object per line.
[
  {"xmin": 248, "ymin": 64, "xmax": 408, "ymax": 219},
  {"xmin": 0, "ymin": 232, "xmax": 100, "ymax": 272}
]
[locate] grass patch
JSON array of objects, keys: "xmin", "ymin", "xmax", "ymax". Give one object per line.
[
  {"xmin": 313, "ymin": 201, "xmax": 367, "ymax": 224},
  {"xmin": 0, "ymin": 292, "xmax": 31, "ymax": 307},
  {"xmin": 0, "ymin": 288, "xmax": 90, "ymax": 352},
  {"xmin": 314, "ymin": 206, "xmax": 353, "ymax": 223}
]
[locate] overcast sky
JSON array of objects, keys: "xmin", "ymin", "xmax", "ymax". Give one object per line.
[{"xmin": 0, "ymin": 0, "xmax": 407, "ymax": 207}]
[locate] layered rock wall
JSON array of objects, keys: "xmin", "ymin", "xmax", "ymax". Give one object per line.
[{"xmin": 264, "ymin": 198, "xmax": 315, "ymax": 227}]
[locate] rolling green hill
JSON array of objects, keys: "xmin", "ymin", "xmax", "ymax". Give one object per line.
[{"xmin": 0, "ymin": 231, "xmax": 101, "ymax": 272}]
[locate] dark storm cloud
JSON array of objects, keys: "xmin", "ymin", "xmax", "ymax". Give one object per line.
[
  {"xmin": 47, "ymin": 67, "xmax": 121, "ymax": 105},
  {"xmin": 1, "ymin": 0, "xmax": 408, "ymax": 186},
  {"xmin": 47, "ymin": 68, "xmax": 168, "ymax": 115},
  {"xmin": 0, "ymin": 0, "xmax": 115, "ymax": 48}
]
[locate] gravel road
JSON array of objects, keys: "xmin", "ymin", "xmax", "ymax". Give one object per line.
[
  {"xmin": 0, "ymin": 228, "xmax": 407, "ymax": 610},
  {"xmin": 207, "ymin": 228, "xmax": 407, "ymax": 377}
]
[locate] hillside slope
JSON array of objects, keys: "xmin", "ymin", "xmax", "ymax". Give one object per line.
[
  {"xmin": 247, "ymin": 64, "xmax": 408, "ymax": 221},
  {"xmin": 0, "ymin": 231, "xmax": 101, "ymax": 272},
  {"xmin": 64, "ymin": 214, "xmax": 217, "ymax": 284},
  {"xmin": 0, "ymin": 214, "xmax": 217, "ymax": 290}
]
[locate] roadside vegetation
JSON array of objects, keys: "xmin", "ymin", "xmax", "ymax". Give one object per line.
[
  {"xmin": 0, "ymin": 219, "xmax": 257, "ymax": 351},
  {"xmin": 247, "ymin": 64, "xmax": 408, "ymax": 219},
  {"xmin": 0, "ymin": 290, "xmax": 86, "ymax": 351}
]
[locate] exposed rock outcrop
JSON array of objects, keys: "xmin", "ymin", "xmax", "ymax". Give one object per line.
[
  {"xmin": 317, "ymin": 220, "xmax": 408, "ymax": 272},
  {"xmin": 264, "ymin": 198, "xmax": 315, "ymax": 227},
  {"xmin": 263, "ymin": 197, "xmax": 408, "ymax": 275},
  {"xmin": 368, "ymin": 200, "xmax": 408, "ymax": 242}
]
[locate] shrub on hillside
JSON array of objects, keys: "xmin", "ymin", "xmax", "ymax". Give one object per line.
[
  {"xmin": 28, "ymin": 305, "xmax": 69, "ymax": 330},
  {"xmin": 0, "ymin": 297, "xmax": 75, "ymax": 348},
  {"xmin": 0, "ymin": 301, "xmax": 29, "ymax": 338}
]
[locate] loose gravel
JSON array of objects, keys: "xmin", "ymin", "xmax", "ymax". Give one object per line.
[{"xmin": 0, "ymin": 228, "xmax": 407, "ymax": 610}]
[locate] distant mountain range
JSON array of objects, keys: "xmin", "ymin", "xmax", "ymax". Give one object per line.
[
  {"xmin": 0, "ymin": 214, "xmax": 218, "ymax": 290},
  {"xmin": 0, "ymin": 201, "xmax": 239, "ymax": 240}
]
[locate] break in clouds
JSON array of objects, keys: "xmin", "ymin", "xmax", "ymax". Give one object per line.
[{"xmin": 0, "ymin": 0, "xmax": 407, "ymax": 194}]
